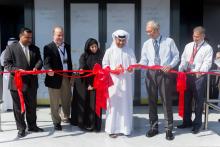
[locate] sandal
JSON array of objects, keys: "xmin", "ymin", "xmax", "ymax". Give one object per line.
[{"xmin": 109, "ymin": 134, "xmax": 118, "ymax": 138}]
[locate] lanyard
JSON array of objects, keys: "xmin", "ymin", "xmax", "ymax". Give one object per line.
[
  {"xmin": 191, "ymin": 41, "xmax": 205, "ymax": 59},
  {"xmin": 58, "ymin": 46, "xmax": 66, "ymax": 57}
]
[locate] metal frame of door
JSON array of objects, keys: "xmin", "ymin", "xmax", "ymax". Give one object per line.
[{"xmin": 64, "ymin": 0, "xmax": 142, "ymax": 104}]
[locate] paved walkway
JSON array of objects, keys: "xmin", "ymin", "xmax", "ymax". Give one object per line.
[{"xmin": 0, "ymin": 106, "xmax": 220, "ymax": 147}]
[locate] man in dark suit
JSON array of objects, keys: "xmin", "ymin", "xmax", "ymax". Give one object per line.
[
  {"xmin": 44, "ymin": 26, "xmax": 72, "ymax": 131},
  {"xmin": 4, "ymin": 28, "xmax": 43, "ymax": 138}
]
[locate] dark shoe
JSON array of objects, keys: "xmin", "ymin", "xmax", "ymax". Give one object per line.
[
  {"xmin": 191, "ymin": 127, "xmax": 200, "ymax": 134},
  {"xmin": 28, "ymin": 126, "xmax": 44, "ymax": 132},
  {"xmin": 85, "ymin": 127, "xmax": 94, "ymax": 132},
  {"xmin": 166, "ymin": 130, "xmax": 174, "ymax": 140},
  {"xmin": 177, "ymin": 123, "xmax": 192, "ymax": 129},
  {"xmin": 109, "ymin": 134, "xmax": 118, "ymax": 138},
  {"xmin": 146, "ymin": 129, "xmax": 158, "ymax": 137},
  {"xmin": 17, "ymin": 130, "xmax": 26, "ymax": 138},
  {"xmin": 70, "ymin": 120, "xmax": 78, "ymax": 126},
  {"xmin": 54, "ymin": 124, "xmax": 62, "ymax": 131}
]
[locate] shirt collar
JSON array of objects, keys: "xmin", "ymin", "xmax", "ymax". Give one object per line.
[
  {"xmin": 195, "ymin": 40, "xmax": 205, "ymax": 47},
  {"xmin": 54, "ymin": 41, "xmax": 64, "ymax": 48},
  {"xmin": 154, "ymin": 35, "xmax": 162, "ymax": 43},
  {"xmin": 19, "ymin": 41, "xmax": 26, "ymax": 48}
]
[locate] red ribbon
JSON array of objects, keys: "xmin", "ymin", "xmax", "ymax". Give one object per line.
[
  {"xmin": 8, "ymin": 64, "xmax": 220, "ymax": 117},
  {"xmin": 128, "ymin": 64, "xmax": 187, "ymax": 118},
  {"xmin": 93, "ymin": 64, "xmax": 113, "ymax": 117},
  {"xmin": 14, "ymin": 71, "xmax": 25, "ymax": 113},
  {"xmin": 176, "ymin": 72, "xmax": 187, "ymax": 118}
]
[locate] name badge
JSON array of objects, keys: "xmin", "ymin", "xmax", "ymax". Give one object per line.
[{"xmin": 189, "ymin": 64, "xmax": 195, "ymax": 70}]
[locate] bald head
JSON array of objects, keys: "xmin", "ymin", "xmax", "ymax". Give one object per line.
[{"xmin": 53, "ymin": 26, "xmax": 64, "ymax": 46}]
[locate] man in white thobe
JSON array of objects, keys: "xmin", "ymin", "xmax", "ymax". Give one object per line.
[{"xmin": 102, "ymin": 30, "xmax": 136, "ymax": 138}]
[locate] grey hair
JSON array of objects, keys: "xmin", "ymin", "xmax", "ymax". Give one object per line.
[
  {"xmin": 146, "ymin": 20, "xmax": 160, "ymax": 31},
  {"xmin": 53, "ymin": 26, "xmax": 64, "ymax": 34},
  {"xmin": 193, "ymin": 26, "xmax": 205, "ymax": 35}
]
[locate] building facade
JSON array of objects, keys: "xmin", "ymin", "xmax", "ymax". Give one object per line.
[{"xmin": 0, "ymin": 0, "xmax": 219, "ymax": 105}]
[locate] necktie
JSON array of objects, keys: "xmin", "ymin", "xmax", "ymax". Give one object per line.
[
  {"xmin": 154, "ymin": 39, "xmax": 160, "ymax": 65},
  {"xmin": 187, "ymin": 44, "xmax": 198, "ymax": 71},
  {"xmin": 24, "ymin": 46, "xmax": 30, "ymax": 64},
  {"xmin": 189, "ymin": 44, "xmax": 198, "ymax": 65}
]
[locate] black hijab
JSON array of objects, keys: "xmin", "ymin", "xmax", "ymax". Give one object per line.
[{"xmin": 79, "ymin": 38, "xmax": 103, "ymax": 70}]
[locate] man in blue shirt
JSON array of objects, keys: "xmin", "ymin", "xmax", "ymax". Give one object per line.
[{"xmin": 139, "ymin": 20, "xmax": 179, "ymax": 140}]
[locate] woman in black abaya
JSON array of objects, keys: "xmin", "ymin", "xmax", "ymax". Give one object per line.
[{"xmin": 71, "ymin": 38, "xmax": 103, "ymax": 132}]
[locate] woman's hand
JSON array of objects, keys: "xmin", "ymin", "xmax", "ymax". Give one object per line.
[
  {"xmin": 79, "ymin": 69, "xmax": 84, "ymax": 74},
  {"xmin": 47, "ymin": 69, "xmax": 54, "ymax": 76},
  {"xmin": 88, "ymin": 85, "xmax": 94, "ymax": 90}
]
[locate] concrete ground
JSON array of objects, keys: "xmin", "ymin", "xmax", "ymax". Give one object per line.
[{"xmin": 0, "ymin": 106, "xmax": 220, "ymax": 147}]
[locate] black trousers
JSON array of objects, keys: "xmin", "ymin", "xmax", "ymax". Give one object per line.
[
  {"xmin": 10, "ymin": 87, "xmax": 37, "ymax": 131},
  {"xmin": 183, "ymin": 75, "xmax": 206, "ymax": 129},
  {"xmin": 145, "ymin": 70, "xmax": 173, "ymax": 131},
  {"xmin": 71, "ymin": 79, "xmax": 102, "ymax": 131},
  {"xmin": 84, "ymin": 90, "xmax": 102, "ymax": 131}
]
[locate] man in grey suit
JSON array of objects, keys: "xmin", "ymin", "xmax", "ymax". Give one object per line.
[{"xmin": 4, "ymin": 28, "xmax": 43, "ymax": 138}]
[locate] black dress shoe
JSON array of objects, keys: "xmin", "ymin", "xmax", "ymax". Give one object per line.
[
  {"xmin": 17, "ymin": 130, "xmax": 26, "ymax": 138},
  {"xmin": 54, "ymin": 124, "xmax": 62, "ymax": 131},
  {"xmin": 146, "ymin": 129, "xmax": 158, "ymax": 137},
  {"xmin": 85, "ymin": 127, "xmax": 94, "ymax": 132},
  {"xmin": 166, "ymin": 130, "xmax": 174, "ymax": 140},
  {"xmin": 177, "ymin": 124, "xmax": 192, "ymax": 129},
  {"xmin": 191, "ymin": 128, "xmax": 200, "ymax": 134},
  {"xmin": 28, "ymin": 126, "xmax": 44, "ymax": 132}
]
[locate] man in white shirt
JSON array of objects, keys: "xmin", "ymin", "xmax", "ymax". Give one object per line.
[
  {"xmin": 139, "ymin": 20, "xmax": 179, "ymax": 140},
  {"xmin": 177, "ymin": 26, "xmax": 213, "ymax": 134}
]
